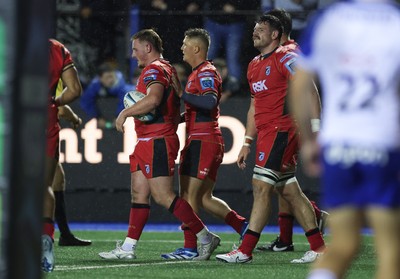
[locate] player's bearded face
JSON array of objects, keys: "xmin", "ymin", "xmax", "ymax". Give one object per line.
[
  {"xmin": 253, "ymin": 23, "xmax": 273, "ymax": 50},
  {"xmin": 131, "ymin": 39, "xmax": 147, "ymax": 68}
]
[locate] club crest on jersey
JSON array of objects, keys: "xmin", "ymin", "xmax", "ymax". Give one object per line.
[
  {"xmin": 200, "ymin": 77, "xmax": 214, "ymax": 90},
  {"xmin": 265, "ymin": 66, "xmax": 271, "ymax": 76},
  {"xmin": 258, "ymin": 152, "xmax": 265, "ymax": 161},
  {"xmin": 145, "ymin": 164, "xmax": 151, "ymax": 174}
]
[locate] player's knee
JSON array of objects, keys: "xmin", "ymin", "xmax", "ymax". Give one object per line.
[
  {"xmin": 252, "ymin": 180, "xmax": 274, "ymax": 197},
  {"xmin": 152, "ymin": 192, "xmax": 174, "ymax": 208}
]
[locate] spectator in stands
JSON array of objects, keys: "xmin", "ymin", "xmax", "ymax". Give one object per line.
[
  {"xmin": 80, "ymin": 0, "xmax": 130, "ymax": 67},
  {"xmin": 261, "ymin": 0, "xmax": 318, "ymax": 40},
  {"xmin": 213, "ymin": 58, "xmax": 240, "ymax": 103},
  {"xmin": 134, "ymin": 0, "xmax": 190, "ymax": 63},
  {"xmin": 80, "ymin": 63, "xmax": 134, "ymax": 129},
  {"xmin": 203, "ymin": 0, "xmax": 252, "ymax": 80},
  {"xmin": 180, "ymin": 0, "xmax": 204, "ymax": 32}
]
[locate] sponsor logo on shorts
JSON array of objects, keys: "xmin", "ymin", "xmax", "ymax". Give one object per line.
[
  {"xmin": 258, "ymin": 152, "xmax": 265, "ymax": 161},
  {"xmin": 199, "ymin": 168, "xmax": 209, "ymax": 176},
  {"xmin": 145, "ymin": 164, "xmax": 151, "ymax": 174}
]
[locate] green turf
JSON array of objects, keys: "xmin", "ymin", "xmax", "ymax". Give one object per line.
[{"xmin": 46, "ymin": 231, "xmax": 376, "ymax": 279}]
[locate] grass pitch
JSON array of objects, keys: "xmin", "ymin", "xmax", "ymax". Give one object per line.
[{"xmin": 47, "ymin": 230, "xmax": 375, "ymax": 279}]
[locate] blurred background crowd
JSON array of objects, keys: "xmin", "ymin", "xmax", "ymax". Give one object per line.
[{"xmin": 57, "ymin": 0, "xmax": 336, "ymax": 119}]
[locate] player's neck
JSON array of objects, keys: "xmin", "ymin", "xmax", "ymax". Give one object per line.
[
  {"xmin": 190, "ymin": 56, "xmax": 207, "ymax": 70},
  {"xmin": 145, "ymin": 53, "xmax": 162, "ymax": 66},
  {"xmin": 259, "ymin": 41, "xmax": 280, "ymax": 56}
]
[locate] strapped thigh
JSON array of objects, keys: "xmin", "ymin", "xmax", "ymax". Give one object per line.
[{"xmin": 253, "ymin": 165, "xmax": 295, "ymax": 187}]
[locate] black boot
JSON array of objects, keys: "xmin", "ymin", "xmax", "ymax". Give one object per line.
[{"xmin": 59, "ymin": 234, "xmax": 92, "ymax": 246}]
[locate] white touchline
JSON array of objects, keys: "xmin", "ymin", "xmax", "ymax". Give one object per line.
[{"xmin": 56, "ymin": 261, "xmax": 199, "ymax": 271}]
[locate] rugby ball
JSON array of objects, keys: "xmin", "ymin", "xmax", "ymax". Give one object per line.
[{"xmin": 123, "ymin": 91, "xmax": 155, "ymax": 122}]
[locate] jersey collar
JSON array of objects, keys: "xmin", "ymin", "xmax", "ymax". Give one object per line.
[
  {"xmin": 260, "ymin": 47, "xmax": 279, "ymax": 60},
  {"xmin": 193, "ymin": 60, "xmax": 209, "ymax": 71}
]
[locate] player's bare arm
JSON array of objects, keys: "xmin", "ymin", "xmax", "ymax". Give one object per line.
[
  {"xmin": 116, "ymin": 83, "xmax": 163, "ymax": 133},
  {"xmin": 170, "ymin": 72, "xmax": 183, "ymax": 98},
  {"xmin": 289, "ymin": 68, "xmax": 320, "ymax": 176},
  {"xmin": 310, "ymin": 81, "xmax": 321, "ymax": 120},
  {"xmin": 237, "ymin": 98, "xmax": 257, "ymax": 170},
  {"xmin": 55, "ymin": 66, "xmax": 82, "ymax": 106}
]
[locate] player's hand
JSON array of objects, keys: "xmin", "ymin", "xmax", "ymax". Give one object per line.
[
  {"xmin": 171, "ymin": 73, "xmax": 183, "ymax": 98},
  {"xmin": 237, "ymin": 146, "xmax": 251, "ymax": 170},
  {"xmin": 71, "ymin": 117, "xmax": 82, "ymax": 129},
  {"xmin": 115, "ymin": 111, "xmax": 127, "ymax": 133},
  {"xmin": 300, "ymin": 138, "xmax": 321, "ymax": 177}
]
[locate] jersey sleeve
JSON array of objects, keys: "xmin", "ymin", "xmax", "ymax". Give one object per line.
[
  {"xmin": 142, "ymin": 65, "xmax": 169, "ymax": 89},
  {"xmin": 61, "ymin": 45, "xmax": 74, "ymax": 72},
  {"xmin": 276, "ymin": 51, "xmax": 298, "ymax": 79},
  {"xmin": 247, "ymin": 60, "xmax": 255, "ymax": 98},
  {"xmin": 193, "ymin": 70, "xmax": 220, "ymax": 97}
]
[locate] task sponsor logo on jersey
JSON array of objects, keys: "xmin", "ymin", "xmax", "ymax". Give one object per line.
[
  {"xmin": 252, "ymin": 80, "xmax": 268, "ymax": 93},
  {"xmin": 143, "ymin": 74, "xmax": 157, "ymax": 83},
  {"xmin": 144, "ymin": 69, "xmax": 159, "ymax": 75},
  {"xmin": 200, "ymin": 77, "xmax": 214, "ymax": 90},
  {"xmin": 198, "ymin": 71, "xmax": 214, "ymax": 78},
  {"xmin": 258, "ymin": 152, "xmax": 265, "ymax": 161}
]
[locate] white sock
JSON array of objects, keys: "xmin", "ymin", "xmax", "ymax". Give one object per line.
[
  {"xmin": 122, "ymin": 237, "xmax": 137, "ymax": 251},
  {"xmin": 308, "ymin": 269, "xmax": 338, "ymax": 279},
  {"xmin": 196, "ymin": 228, "xmax": 211, "ymax": 244}
]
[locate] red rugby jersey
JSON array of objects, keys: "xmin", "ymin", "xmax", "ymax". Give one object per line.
[
  {"xmin": 134, "ymin": 59, "xmax": 180, "ymax": 138},
  {"xmin": 184, "ymin": 61, "xmax": 222, "ymax": 136},
  {"xmin": 247, "ymin": 48, "xmax": 297, "ymax": 131},
  {"xmin": 48, "ymin": 39, "xmax": 74, "ymax": 129}
]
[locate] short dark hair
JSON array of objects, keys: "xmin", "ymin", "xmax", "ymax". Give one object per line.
[
  {"xmin": 97, "ymin": 62, "xmax": 115, "ymax": 76},
  {"xmin": 266, "ymin": 9, "xmax": 292, "ymax": 36},
  {"xmin": 256, "ymin": 14, "xmax": 283, "ymax": 41},
  {"xmin": 184, "ymin": 28, "xmax": 210, "ymax": 51},
  {"xmin": 132, "ymin": 29, "xmax": 164, "ymax": 54}
]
